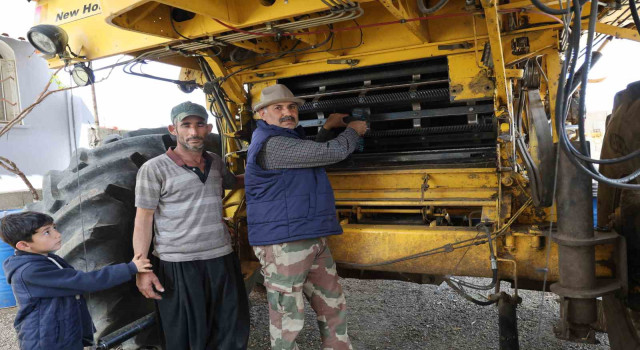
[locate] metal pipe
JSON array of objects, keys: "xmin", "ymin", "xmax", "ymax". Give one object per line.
[
  {"xmin": 96, "ymin": 313, "xmax": 156, "ymax": 350},
  {"xmin": 218, "ymin": 10, "xmax": 361, "ymax": 43},
  {"xmin": 555, "ymin": 142, "xmax": 597, "ymax": 337}
]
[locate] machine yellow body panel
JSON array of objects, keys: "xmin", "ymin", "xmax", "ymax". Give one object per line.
[{"xmin": 30, "ymin": 0, "xmax": 633, "ymax": 298}]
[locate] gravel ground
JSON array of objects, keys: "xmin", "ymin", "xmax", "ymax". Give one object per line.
[{"xmin": 0, "ymin": 278, "xmax": 610, "ymax": 349}]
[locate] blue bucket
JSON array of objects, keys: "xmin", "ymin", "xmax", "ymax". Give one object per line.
[
  {"xmin": 0, "ymin": 240, "xmax": 16, "ymax": 308},
  {"xmin": 0, "ymin": 209, "xmax": 22, "ymax": 308}
]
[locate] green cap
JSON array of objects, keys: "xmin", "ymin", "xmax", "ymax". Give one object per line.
[{"xmin": 171, "ymin": 101, "xmax": 208, "ymax": 124}]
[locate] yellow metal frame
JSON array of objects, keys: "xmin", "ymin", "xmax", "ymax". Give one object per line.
[{"xmin": 32, "ymin": 0, "xmax": 632, "ymax": 291}]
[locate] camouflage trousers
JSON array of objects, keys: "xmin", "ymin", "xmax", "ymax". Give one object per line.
[{"xmin": 253, "ymin": 237, "xmax": 352, "ymax": 350}]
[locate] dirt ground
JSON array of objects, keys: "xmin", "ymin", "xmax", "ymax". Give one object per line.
[{"xmin": 0, "ymin": 278, "xmax": 610, "ymax": 349}]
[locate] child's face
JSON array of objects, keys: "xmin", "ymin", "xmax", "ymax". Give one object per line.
[{"xmin": 16, "ymin": 224, "xmax": 62, "ymax": 255}]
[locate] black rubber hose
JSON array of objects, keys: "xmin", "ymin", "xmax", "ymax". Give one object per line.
[
  {"xmin": 553, "ymin": 1, "xmax": 640, "ymax": 188},
  {"xmin": 549, "ymin": 0, "xmax": 640, "ymax": 188},
  {"xmin": 417, "ymin": 0, "xmax": 450, "ymax": 14},
  {"xmin": 577, "ymin": 0, "xmax": 599, "ymax": 158},
  {"xmin": 568, "ymin": 52, "xmax": 603, "ymax": 97},
  {"xmin": 531, "ymin": 0, "xmax": 571, "ymax": 15},
  {"xmin": 558, "ymin": 126, "xmax": 640, "ymax": 187},
  {"xmin": 630, "ymin": 0, "xmax": 640, "ymax": 36},
  {"xmin": 96, "ymin": 313, "xmax": 156, "ymax": 350},
  {"xmin": 445, "ymin": 225, "xmax": 498, "ymax": 291},
  {"xmin": 445, "ymin": 278, "xmax": 497, "ymax": 306},
  {"xmin": 530, "ymin": 0, "xmax": 589, "ymax": 15}
]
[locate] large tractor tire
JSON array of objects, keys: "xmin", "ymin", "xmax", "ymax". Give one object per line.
[
  {"xmin": 27, "ymin": 132, "xmax": 175, "ymax": 348},
  {"xmin": 29, "ymin": 126, "xmax": 227, "ymax": 347},
  {"xmin": 596, "ymin": 81, "xmax": 640, "ymax": 349}
]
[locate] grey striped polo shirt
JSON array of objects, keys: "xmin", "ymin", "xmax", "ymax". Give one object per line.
[{"xmin": 135, "ymin": 150, "xmax": 234, "ymax": 262}]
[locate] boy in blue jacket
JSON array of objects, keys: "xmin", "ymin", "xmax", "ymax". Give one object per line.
[{"xmin": 0, "ymin": 211, "xmax": 152, "ymax": 350}]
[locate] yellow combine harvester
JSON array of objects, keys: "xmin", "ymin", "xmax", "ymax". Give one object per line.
[{"xmin": 24, "ymin": 0, "xmax": 640, "ymax": 348}]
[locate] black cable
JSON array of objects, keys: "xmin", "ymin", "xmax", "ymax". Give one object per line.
[
  {"xmin": 577, "ymin": 0, "xmax": 599, "ymax": 158},
  {"xmin": 550, "ymin": 0, "xmax": 640, "ymax": 188},
  {"xmin": 220, "ymin": 40, "xmax": 305, "ymax": 83},
  {"xmin": 445, "ymin": 225, "xmax": 498, "ymax": 291},
  {"xmin": 417, "ymin": 0, "xmax": 450, "ymax": 14},
  {"xmin": 629, "ymin": 0, "xmax": 640, "ymax": 35},
  {"xmin": 531, "ymin": 0, "xmax": 571, "ymax": 15},
  {"xmin": 66, "ymin": 45, "xmax": 87, "ymax": 59},
  {"xmin": 531, "ymin": 0, "xmax": 589, "ymax": 15},
  {"xmin": 319, "ymin": 19, "xmax": 363, "ymax": 53},
  {"xmin": 220, "ymin": 18, "xmax": 364, "ymax": 82},
  {"xmin": 169, "ymin": 10, "xmax": 223, "ymax": 58},
  {"xmin": 445, "ymin": 278, "xmax": 497, "ymax": 306},
  {"xmin": 123, "ymin": 59, "xmax": 196, "ymax": 87}
]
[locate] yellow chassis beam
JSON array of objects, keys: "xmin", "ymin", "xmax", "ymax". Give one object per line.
[{"xmin": 329, "ymin": 224, "xmax": 615, "ymax": 284}]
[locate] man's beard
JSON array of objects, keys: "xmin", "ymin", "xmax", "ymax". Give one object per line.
[{"xmin": 179, "ymin": 137, "xmax": 205, "ymax": 151}]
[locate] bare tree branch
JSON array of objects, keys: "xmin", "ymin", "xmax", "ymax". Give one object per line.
[{"xmin": 0, "ymin": 156, "xmax": 40, "ymax": 201}]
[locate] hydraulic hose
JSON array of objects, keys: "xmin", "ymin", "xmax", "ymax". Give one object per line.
[
  {"xmin": 576, "ymin": 0, "xmax": 599, "ymax": 158},
  {"xmin": 553, "ymin": 0, "xmax": 640, "ymax": 188},
  {"xmin": 445, "ymin": 225, "xmax": 498, "ymax": 291},
  {"xmin": 530, "ymin": 0, "xmax": 589, "ymax": 15},
  {"xmin": 630, "ymin": 0, "xmax": 640, "ymax": 36},
  {"xmin": 417, "ymin": 0, "xmax": 450, "ymax": 14},
  {"xmin": 445, "ymin": 278, "xmax": 498, "ymax": 306}
]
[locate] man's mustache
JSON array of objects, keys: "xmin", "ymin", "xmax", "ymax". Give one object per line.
[
  {"xmin": 279, "ymin": 116, "xmax": 296, "ymax": 123},
  {"xmin": 186, "ymin": 137, "xmax": 204, "ymax": 142}
]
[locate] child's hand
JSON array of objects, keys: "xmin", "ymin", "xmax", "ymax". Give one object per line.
[{"xmin": 132, "ymin": 254, "xmax": 153, "ymax": 273}]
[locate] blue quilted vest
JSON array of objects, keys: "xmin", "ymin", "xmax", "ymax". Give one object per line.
[{"xmin": 245, "ymin": 120, "xmax": 343, "ymax": 245}]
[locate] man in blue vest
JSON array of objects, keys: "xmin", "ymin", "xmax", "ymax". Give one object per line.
[{"xmin": 245, "ymin": 84, "xmax": 366, "ymax": 350}]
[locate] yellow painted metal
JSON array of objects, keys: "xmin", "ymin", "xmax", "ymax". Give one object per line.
[
  {"xmin": 329, "ymin": 169, "xmax": 498, "ymax": 201},
  {"xmin": 482, "ymin": 0, "xmax": 513, "ymax": 118},
  {"xmin": 503, "ymin": 30, "xmax": 558, "ymax": 67},
  {"xmin": 330, "ymin": 168, "xmax": 499, "ymax": 219},
  {"xmin": 595, "ymin": 22, "xmax": 640, "ymax": 43},
  {"xmin": 448, "ymin": 52, "xmax": 493, "ymax": 101},
  {"xmin": 379, "ymin": 0, "xmax": 430, "ymax": 42},
  {"xmin": 105, "ymin": 0, "xmax": 336, "ymax": 37},
  {"xmin": 505, "ymin": 69, "xmax": 524, "ymax": 79},
  {"xmin": 544, "ymin": 48, "xmax": 562, "ymax": 141},
  {"xmin": 328, "ymin": 224, "xmax": 615, "ymax": 282},
  {"xmin": 31, "ymin": 0, "xmax": 638, "ymax": 292},
  {"xmin": 204, "ymin": 56, "xmax": 246, "ymax": 105},
  {"xmin": 33, "ymin": 0, "xmax": 169, "ymax": 67}
]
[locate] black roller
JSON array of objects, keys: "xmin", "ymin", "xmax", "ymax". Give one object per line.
[
  {"xmin": 299, "ymin": 88, "xmax": 450, "ymax": 113},
  {"xmin": 365, "ymin": 123, "xmax": 495, "ymax": 138},
  {"xmin": 283, "ymin": 63, "xmax": 448, "ymax": 91}
]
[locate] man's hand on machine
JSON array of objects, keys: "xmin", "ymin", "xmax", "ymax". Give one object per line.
[
  {"xmin": 323, "ymin": 113, "xmax": 349, "ymax": 130},
  {"xmin": 347, "ymin": 121, "xmax": 367, "ymax": 136}
]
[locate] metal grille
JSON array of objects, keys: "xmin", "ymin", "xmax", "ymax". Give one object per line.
[
  {"xmin": 280, "ymin": 57, "xmax": 497, "ymax": 164},
  {"xmin": 0, "ymin": 59, "xmax": 20, "ymax": 123}
]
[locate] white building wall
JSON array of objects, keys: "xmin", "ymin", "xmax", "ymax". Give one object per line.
[{"xmin": 0, "ymin": 37, "xmax": 92, "ymax": 196}]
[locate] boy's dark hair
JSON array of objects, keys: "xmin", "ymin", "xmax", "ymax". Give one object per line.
[{"xmin": 0, "ymin": 211, "xmax": 54, "ymax": 248}]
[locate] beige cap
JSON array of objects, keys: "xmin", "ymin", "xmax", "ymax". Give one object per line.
[{"xmin": 252, "ymin": 84, "xmax": 305, "ymax": 112}]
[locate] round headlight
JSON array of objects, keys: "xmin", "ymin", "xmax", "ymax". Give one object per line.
[
  {"xmin": 71, "ymin": 64, "xmax": 95, "ymax": 86},
  {"xmin": 26, "ymin": 25, "xmax": 68, "ymax": 56}
]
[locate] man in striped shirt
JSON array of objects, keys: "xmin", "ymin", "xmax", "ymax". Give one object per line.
[{"xmin": 132, "ymin": 101, "xmax": 249, "ymax": 349}]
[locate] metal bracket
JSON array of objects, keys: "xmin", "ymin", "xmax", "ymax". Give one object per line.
[
  {"xmin": 327, "ymin": 59, "xmax": 360, "ymax": 66},
  {"xmin": 420, "ymin": 174, "xmax": 430, "ymax": 202}
]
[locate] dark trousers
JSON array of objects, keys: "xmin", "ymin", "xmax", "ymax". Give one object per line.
[{"xmin": 155, "ymin": 252, "xmax": 250, "ymax": 350}]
